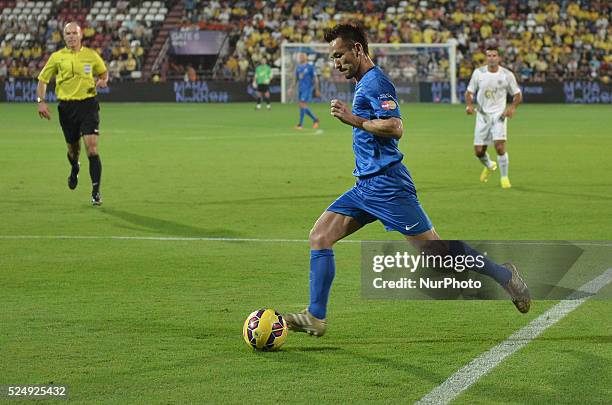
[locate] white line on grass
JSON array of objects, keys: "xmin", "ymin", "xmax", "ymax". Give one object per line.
[
  {"xmin": 416, "ymin": 268, "xmax": 612, "ymax": 405},
  {"xmin": 0, "ymin": 235, "xmax": 610, "ymax": 247}
]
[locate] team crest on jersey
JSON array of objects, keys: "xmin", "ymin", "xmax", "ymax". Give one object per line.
[
  {"xmin": 84, "ymin": 64, "xmax": 92, "ymax": 74},
  {"xmin": 381, "ymin": 100, "xmax": 397, "ymax": 110}
]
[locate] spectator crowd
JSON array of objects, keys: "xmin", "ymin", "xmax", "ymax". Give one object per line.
[{"xmin": 1, "ymin": 0, "xmax": 610, "ymax": 84}]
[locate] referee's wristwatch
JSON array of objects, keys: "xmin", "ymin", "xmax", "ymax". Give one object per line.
[{"xmin": 36, "ymin": 97, "xmax": 44, "ymax": 103}]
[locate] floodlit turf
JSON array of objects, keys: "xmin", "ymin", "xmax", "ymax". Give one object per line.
[{"xmin": 0, "ymin": 103, "xmax": 611, "ymax": 403}]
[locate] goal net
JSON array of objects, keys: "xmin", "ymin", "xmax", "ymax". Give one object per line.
[{"xmin": 280, "ymin": 42, "xmax": 458, "ymax": 104}]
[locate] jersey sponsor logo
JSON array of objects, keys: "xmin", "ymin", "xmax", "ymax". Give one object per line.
[
  {"xmin": 381, "ymin": 100, "xmax": 397, "ymax": 110},
  {"xmin": 84, "ymin": 64, "xmax": 92, "ymax": 74}
]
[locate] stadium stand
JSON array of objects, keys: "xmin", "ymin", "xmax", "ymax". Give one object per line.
[
  {"xmin": 0, "ymin": 0, "xmax": 610, "ymax": 83},
  {"xmin": 0, "ymin": 0, "xmax": 178, "ymax": 81}
]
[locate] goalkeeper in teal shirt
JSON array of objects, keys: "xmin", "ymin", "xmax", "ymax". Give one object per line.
[{"xmin": 253, "ymin": 58, "xmax": 272, "ymax": 110}]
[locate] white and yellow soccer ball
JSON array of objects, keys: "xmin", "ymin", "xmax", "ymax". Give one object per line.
[{"xmin": 243, "ymin": 308, "xmax": 288, "ymax": 351}]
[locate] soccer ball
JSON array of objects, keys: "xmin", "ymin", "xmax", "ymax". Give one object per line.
[{"xmin": 243, "ymin": 308, "xmax": 288, "ymax": 351}]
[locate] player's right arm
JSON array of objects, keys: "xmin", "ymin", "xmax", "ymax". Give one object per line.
[
  {"xmin": 313, "ymin": 66, "xmax": 320, "ymax": 98},
  {"xmin": 330, "ymin": 99, "xmax": 403, "ymax": 140},
  {"xmin": 288, "ymin": 68, "xmax": 298, "ymax": 95},
  {"xmin": 465, "ymin": 70, "xmax": 478, "ymax": 115},
  {"xmin": 36, "ymin": 53, "xmax": 57, "ymax": 120}
]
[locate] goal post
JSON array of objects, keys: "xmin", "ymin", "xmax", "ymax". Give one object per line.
[{"xmin": 281, "ymin": 42, "xmax": 458, "ymax": 104}]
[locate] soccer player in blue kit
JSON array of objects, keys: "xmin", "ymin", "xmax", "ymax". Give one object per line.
[
  {"xmin": 292, "ymin": 52, "xmax": 320, "ymax": 130},
  {"xmin": 284, "ymin": 24, "xmax": 531, "ymax": 337}
]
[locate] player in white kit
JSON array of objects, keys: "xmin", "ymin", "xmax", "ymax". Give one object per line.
[{"xmin": 465, "ymin": 46, "xmax": 522, "ymax": 189}]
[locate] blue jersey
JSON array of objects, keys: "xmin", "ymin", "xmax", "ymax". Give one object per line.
[
  {"xmin": 296, "ymin": 63, "xmax": 315, "ymax": 93},
  {"xmin": 351, "ymin": 66, "xmax": 403, "ymax": 177}
]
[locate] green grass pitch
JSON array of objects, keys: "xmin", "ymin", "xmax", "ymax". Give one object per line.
[{"xmin": 1, "ymin": 102, "xmax": 611, "ymax": 403}]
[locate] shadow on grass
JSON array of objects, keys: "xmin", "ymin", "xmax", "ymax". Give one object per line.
[
  {"xmin": 98, "ymin": 207, "xmax": 244, "ymax": 238},
  {"xmin": 511, "ymin": 185, "xmax": 612, "ymax": 201}
]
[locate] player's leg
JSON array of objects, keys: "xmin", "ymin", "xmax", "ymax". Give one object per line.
[
  {"xmin": 491, "ymin": 116, "xmax": 510, "ymax": 188},
  {"xmin": 66, "ymin": 141, "xmax": 81, "ymax": 190},
  {"xmin": 405, "ymin": 234, "xmax": 529, "ymax": 312},
  {"xmin": 58, "ymin": 101, "xmax": 81, "ymax": 190},
  {"xmin": 296, "ymin": 100, "xmax": 306, "ymax": 129},
  {"xmin": 366, "ymin": 164, "xmax": 529, "ymax": 312},
  {"xmin": 83, "ymin": 134, "xmax": 102, "ymax": 205},
  {"xmin": 495, "ymin": 139, "xmax": 510, "ymax": 188},
  {"xmin": 255, "ymin": 90, "xmax": 262, "ymax": 110},
  {"xmin": 474, "ymin": 114, "xmax": 497, "ymax": 182},
  {"xmin": 81, "ymin": 99, "xmax": 102, "ymax": 205},
  {"xmin": 264, "ymin": 90, "xmax": 271, "ymax": 109},
  {"xmin": 303, "ymin": 102, "xmax": 319, "ymax": 128},
  {"xmin": 285, "ymin": 210, "xmax": 365, "ymax": 336}
]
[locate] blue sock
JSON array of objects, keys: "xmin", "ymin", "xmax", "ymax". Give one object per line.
[
  {"xmin": 308, "ymin": 249, "xmax": 335, "ymax": 319},
  {"xmin": 299, "ymin": 108, "xmax": 305, "ymax": 126},
  {"xmin": 449, "ymin": 241, "xmax": 511, "ymax": 286},
  {"xmin": 305, "ymin": 108, "xmax": 317, "ymax": 122}
]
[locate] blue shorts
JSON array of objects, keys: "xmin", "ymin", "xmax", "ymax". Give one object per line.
[
  {"xmin": 298, "ymin": 88, "xmax": 312, "ymax": 103},
  {"xmin": 327, "ymin": 163, "xmax": 433, "ymax": 235}
]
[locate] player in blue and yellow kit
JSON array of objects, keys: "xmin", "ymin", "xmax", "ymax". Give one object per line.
[
  {"xmin": 284, "ymin": 24, "xmax": 531, "ymax": 336},
  {"xmin": 291, "ymin": 52, "xmax": 319, "ymax": 129}
]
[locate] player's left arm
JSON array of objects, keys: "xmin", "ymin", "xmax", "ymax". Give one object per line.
[
  {"xmin": 96, "ymin": 70, "xmax": 109, "ymax": 88},
  {"xmin": 313, "ymin": 70, "xmax": 320, "ymax": 98},
  {"xmin": 502, "ymin": 72, "xmax": 522, "ymax": 119},
  {"xmin": 330, "ymin": 99, "xmax": 403, "ymax": 139},
  {"xmin": 363, "ymin": 117, "xmax": 403, "ymax": 139},
  {"xmin": 92, "ymin": 51, "xmax": 109, "ymax": 88}
]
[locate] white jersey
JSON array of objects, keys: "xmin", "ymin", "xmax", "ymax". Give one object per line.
[{"xmin": 467, "ymin": 66, "xmax": 521, "ymax": 115}]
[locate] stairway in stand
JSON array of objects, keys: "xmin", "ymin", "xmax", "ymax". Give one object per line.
[{"xmin": 142, "ymin": 0, "xmax": 184, "ymax": 80}]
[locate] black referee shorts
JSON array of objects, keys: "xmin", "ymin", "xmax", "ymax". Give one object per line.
[
  {"xmin": 257, "ymin": 84, "xmax": 269, "ymax": 93},
  {"xmin": 57, "ymin": 97, "xmax": 100, "ymax": 144}
]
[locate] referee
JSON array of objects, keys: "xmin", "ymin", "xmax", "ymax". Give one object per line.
[{"xmin": 37, "ymin": 22, "xmax": 108, "ymax": 206}]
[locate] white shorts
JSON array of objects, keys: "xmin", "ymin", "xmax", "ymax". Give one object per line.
[{"xmin": 473, "ymin": 112, "xmax": 507, "ymax": 145}]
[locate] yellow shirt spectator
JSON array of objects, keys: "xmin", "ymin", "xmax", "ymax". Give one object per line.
[{"xmin": 2, "ymin": 43, "xmax": 12, "ymax": 58}]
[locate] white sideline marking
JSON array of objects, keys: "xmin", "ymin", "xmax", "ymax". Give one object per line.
[
  {"xmin": 0, "ymin": 235, "xmax": 610, "ymax": 247},
  {"xmin": 416, "ymin": 268, "xmax": 612, "ymax": 405}
]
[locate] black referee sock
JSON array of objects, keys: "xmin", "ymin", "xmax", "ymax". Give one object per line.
[
  {"xmin": 67, "ymin": 152, "xmax": 79, "ymax": 171},
  {"xmin": 88, "ymin": 154, "xmax": 102, "ymax": 194}
]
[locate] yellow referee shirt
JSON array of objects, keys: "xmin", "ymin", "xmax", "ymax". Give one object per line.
[{"xmin": 38, "ymin": 46, "xmax": 107, "ymax": 101}]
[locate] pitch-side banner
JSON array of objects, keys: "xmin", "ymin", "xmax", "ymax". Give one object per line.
[
  {"xmin": 361, "ymin": 241, "xmax": 612, "ymax": 300},
  {"xmin": 2, "ymin": 80, "xmax": 610, "ymax": 103}
]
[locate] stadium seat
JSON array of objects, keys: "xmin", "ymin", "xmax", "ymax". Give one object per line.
[
  {"xmin": 154, "ymin": 13, "xmax": 164, "ymax": 22},
  {"xmin": 130, "ymin": 71, "xmax": 142, "ymax": 79},
  {"xmin": 142, "ymin": 1, "xmax": 151, "ymax": 7}
]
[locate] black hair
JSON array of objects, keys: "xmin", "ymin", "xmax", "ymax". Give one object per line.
[
  {"xmin": 323, "ymin": 24, "xmax": 369, "ymax": 56},
  {"xmin": 485, "ymin": 45, "xmax": 500, "ymax": 53}
]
